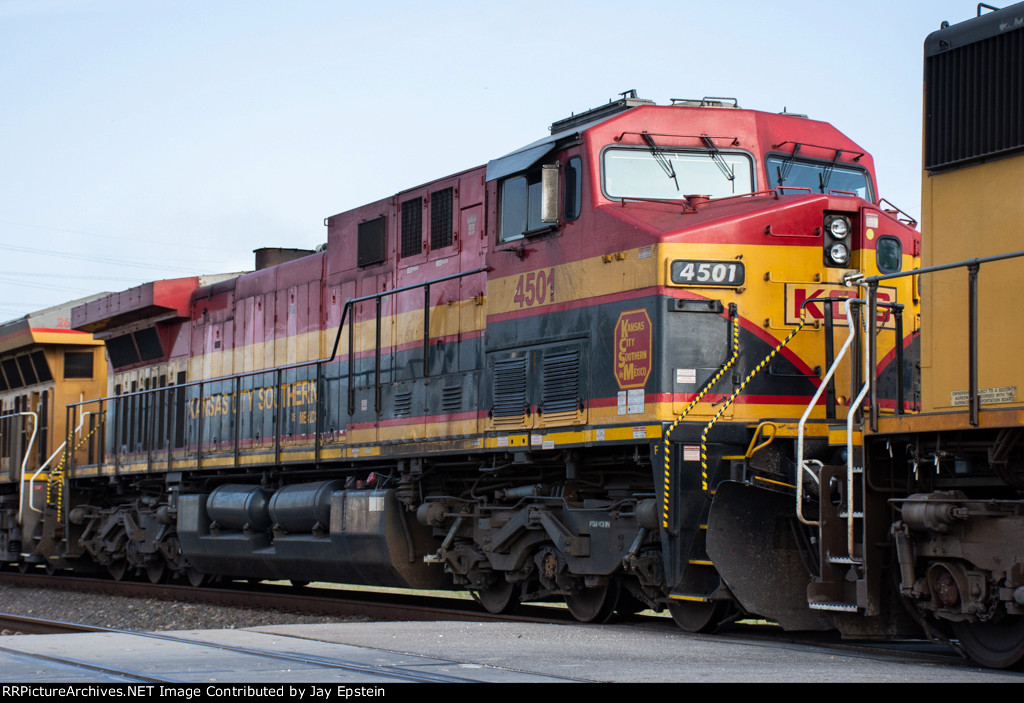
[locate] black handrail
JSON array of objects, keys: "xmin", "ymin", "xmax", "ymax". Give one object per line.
[
  {"xmin": 67, "ymin": 266, "xmax": 489, "ymax": 474},
  {"xmin": 852, "ymin": 249, "xmax": 1024, "ymax": 428}
]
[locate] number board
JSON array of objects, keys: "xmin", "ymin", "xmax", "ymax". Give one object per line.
[{"xmin": 670, "ymin": 260, "xmax": 745, "ymax": 287}]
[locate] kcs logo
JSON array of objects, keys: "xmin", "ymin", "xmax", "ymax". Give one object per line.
[{"xmin": 785, "ymin": 284, "xmax": 897, "ymax": 328}]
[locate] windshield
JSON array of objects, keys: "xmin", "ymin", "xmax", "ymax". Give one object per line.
[
  {"xmin": 765, "ymin": 155, "xmax": 873, "ymax": 200},
  {"xmin": 603, "ymin": 147, "xmax": 754, "ymax": 200}
]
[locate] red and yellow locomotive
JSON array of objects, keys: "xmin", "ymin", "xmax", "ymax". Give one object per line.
[
  {"xmin": 32, "ymin": 93, "xmax": 919, "ymax": 632},
  {"xmin": 0, "ymin": 84, "xmax": 940, "ymax": 660}
]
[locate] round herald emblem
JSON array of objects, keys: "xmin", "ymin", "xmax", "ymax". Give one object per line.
[{"xmin": 613, "ymin": 309, "xmax": 652, "ymax": 390}]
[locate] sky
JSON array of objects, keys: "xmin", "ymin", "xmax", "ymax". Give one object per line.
[{"xmin": 0, "ymin": 0, "xmax": 985, "ymax": 321}]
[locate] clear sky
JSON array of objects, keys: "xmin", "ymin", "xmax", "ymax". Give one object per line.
[{"xmin": 0, "ymin": 0, "xmax": 983, "ymax": 320}]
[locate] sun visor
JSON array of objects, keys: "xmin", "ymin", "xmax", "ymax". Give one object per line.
[{"xmin": 485, "ymin": 139, "xmax": 558, "ymax": 182}]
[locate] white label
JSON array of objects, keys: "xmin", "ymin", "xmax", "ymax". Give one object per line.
[
  {"xmin": 617, "ymin": 391, "xmax": 628, "ymax": 415},
  {"xmin": 596, "ymin": 429, "xmax": 605, "ymax": 441},
  {"xmin": 865, "ymin": 213, "xmax": 879, "ymax": 229},
  {"xmin": 497, "ymin": 436, "xmax": 509, "ymax": 447},
  {"xmin": 369, "ymin": 495, "xmax": 384, "ymax": 512},
  {"xmin": 638, "ymin": 246, "xmax": 652, "ymax": 259},
  {"xmin": 951, "ymin": 386, "xmax": 1016, "ymax": 406},
  {"xmin": 633, "ymin": 426, "xmax": 646, "ymax": 439},
  {"xmin": 405, "ymin": 265, "xmax": 419, "ymax": 274},
  {"xmin": 531, "ymin": 434, "xmax": 543, "ymax": 446},
  {"xmin": 542, "ymin": 440, "xmax": 555, "ymax": 450},
  {"xmin": 676, "ymin": 368, "xmax": 696, "ymax": 384},
  {"xmin": 683, "ymin": 445, "xmax": 700, "ymax": 461},
  {"xmin": 435, "ymin": 258, "xmax": 448, "ymax": 267},
  {"xmin": 627, "ymin": 389, "xmax": 645, "ymax": 414}
]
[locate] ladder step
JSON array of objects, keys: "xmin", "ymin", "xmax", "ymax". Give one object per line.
[
  {"xmin": 688, "ymin": 559, "xmax": 714, "ymax": 567},
  {"xmin": 808, "ymin": 601, "xmax": 859, "ymax": 612},
  {"xmin": 837, "ymin": 511, "xmax": 864, "ymax": 519},
  {"xmin": 826, "ymin": 555, "xmax": 863, "ymax": 565}
]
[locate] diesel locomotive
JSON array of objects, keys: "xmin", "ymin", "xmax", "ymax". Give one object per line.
[
  {"xmin": 8, "ymin": 92, "xmax": 921, "ymax": 630},
  {"xmin": 7, "ymin": 2, "xmax": 1023, "ymax": 669}
]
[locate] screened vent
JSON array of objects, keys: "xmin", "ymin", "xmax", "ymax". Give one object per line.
[
  {"xmin": 925, "ymin": 23, "xmax": 1024, "ymax": 171},
  {"xmin": 393, "ymin": 390, "xmax": 413, "ymax": 417},
  {"xmin": 542, "ymin": 350, "xmax": 580, "ymax": 415},
  {"xmin": 401, "ymin": 197, "xmax": 422, "ymax": 258},
  {"xmin": 431, "ymin": 187, "xmax": 454, "ymax": 250},
  {"xmin": 357, "ymin": 216, "xmax": 387, "ymax": 267},
  {"xmin": 492, "ymin": 356, "xmax": 527, "ymax": 418},
  {"xmin": 64, "ymin": 351, "xmax": 93, "ymax": 379},
  {"xmin": 441, "ymin": 384, "xmax": 461, "ymax": 413}
]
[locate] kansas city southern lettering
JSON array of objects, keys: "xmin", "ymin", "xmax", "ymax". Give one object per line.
[
  {"xmin": 614, "ymin": 309, "xmax": 652, "ymax": 390},
  {"xmin": 187, "ymin": 380, "xmax": 318, "ymax": 424}
]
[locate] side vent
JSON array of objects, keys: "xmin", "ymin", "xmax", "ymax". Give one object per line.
[
  {"xmin": 492, "ymin": 356, "xmax": 528, "ymax": 428},
  {"xmin": 541, "ymin": 349, "xmax": 581, "ymax": 426},
  {"xmin": 441, "ymin": 384, "xmax": 462, "ymax": 414},
  {"xmin": 394, "ymin": 391, "xmax": 413, "ymax": 417}
]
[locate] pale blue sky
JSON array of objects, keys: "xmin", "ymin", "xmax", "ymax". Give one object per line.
[{"xmin": 0, "ymin": 0, "xmax": 981, "ymax": 318}]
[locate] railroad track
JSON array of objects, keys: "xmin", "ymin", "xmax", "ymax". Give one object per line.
[
  {"xmin": 0, "ymin": 570, "xmax": 572, "ymax": 624},
  {"xmin": 0, "ymin": 570, "xmax": 997, "ymax": 673}
]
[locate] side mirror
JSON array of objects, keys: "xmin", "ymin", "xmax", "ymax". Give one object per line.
[{"xmin": 540, "ymin": 163, "xmax": 560, "ymax": 224}]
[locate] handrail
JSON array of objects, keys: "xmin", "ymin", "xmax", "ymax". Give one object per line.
[
  {"xmin": 0, "ymin": 411, "xmax": 39, "ymax": 524},
  {"xmin": 66, "ymin": 267, "xmax": 489, "ymax": 474},
  {"xmin": 849, "ymin": 249, "xmax": 1024, "ymax": 427},
  {"xmin": 29, "ymin": 411, "xmax": 96, "ymax": 515},
  {"xmin": 795, "ymin": 298, "xmax": 861, "ymax": 527}
]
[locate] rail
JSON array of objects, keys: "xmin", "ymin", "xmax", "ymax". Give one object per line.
[
  {"xmin": 64, "ymin": 267, "xmax": 489, "ymax": 476},
  {"xmin": 794, "ymin": 249, "xmax": 1024, "ymax": 558},
  {"xmin": 846, "ymin": 249, "xmax": 1024, "ymax": 429},
  {"xmin": 0, "ymin": 411, "xmax": 37, "ymax": 524}
]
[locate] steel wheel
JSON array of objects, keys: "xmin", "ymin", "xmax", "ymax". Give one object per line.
[
  {"xmin": 186, "ymin": 567, "xmax": 206, "ymax": 587},
  {"xmin": 953, "ymin": 617, "xmax": 1024, "ymax": 669},
  {"xmin": 108, "ymin": 559, "xmax": 129, "ymax": 581},
  {"xmin": 476, "ymin": 579, "xmax": 519, "ymax": 615},
  {"xmin": 565, "ymin": 581, "xmax": 619, "ymax": 623},
  {"xmin": 668, "ymin": 600, "xmax": 728, "ymax": 633},
  {"xmin": 146, "ymin": 560, "xmax": 167, "ymax": 584}
]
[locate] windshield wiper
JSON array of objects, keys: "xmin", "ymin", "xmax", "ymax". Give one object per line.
[
  {"xmin": 701, "ymin": 135, "xmax": 736, "ymax": 193},
  {"xmin": 818, "ymin": 149, "xmax": 845, "ymax": 193},
  {"xmin": 641, "ymin": 132, "xmax": 679, "ymax": 191},
  {"xmin": 774, "ymin": 143, "xmax": 802, "ymax": 189}
]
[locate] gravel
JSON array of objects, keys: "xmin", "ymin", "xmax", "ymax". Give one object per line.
[{"xmin": 0, "ymin": 584, "xmax": 364, "ymax": 633}]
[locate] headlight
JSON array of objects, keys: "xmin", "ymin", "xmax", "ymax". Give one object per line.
[
  {"xmin": 829, "ymin": 242, "xmax": 850, "ymax": 265},
  {"xmin": 829, "ymin": 218, "xmax": 849, "ymax": 239}
]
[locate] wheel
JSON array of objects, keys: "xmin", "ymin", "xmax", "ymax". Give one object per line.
[
  {"xmin": 668, "ymin": 600, "xmax": 729, "ymax": 634},
  {"xmin": 44, "ymin": 562, "xmax": 58, "ymax": 576},
  {"xmin": 953, "ymin": 617, "xmax": 1024, "ymax": 669},
  {"xmin": 146, "ymin": 560, "xmax": 167, "ymax": 584},
  {"xmin": 565, "ymin": 581, "xmax": 619, "ymax": 624},
  {"xmin": 186, "ymin": 567, "xmax": 206, "ymax": 587},
  {"xmin": 107, "ymin": 560, "xmax": 129, "ymax": 581},
  {"xmin": 476, "ymin": 579, "xmax": 519, "ymax": 615},
  {"xmin": 16, "ymin": 562, "xmax": 30, "ymax": 574}
]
